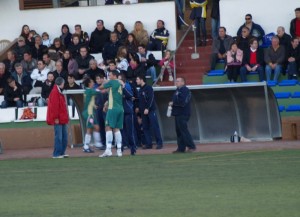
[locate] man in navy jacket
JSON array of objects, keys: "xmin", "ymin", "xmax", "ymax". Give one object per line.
[
  {"xmin": 169, "ymin": 77, "xmax": 196, "ymax": 153},
  {"xmin": 136, "ymin": 75, "xmax": 163, "ymax": 149}
]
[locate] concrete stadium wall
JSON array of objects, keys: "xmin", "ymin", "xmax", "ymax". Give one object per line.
[
  {"xmin": 0, "ymin": 1, "xmax": 177, "ymax": 50},
  {"xmin": 220, "ymin": 0, "xmax": 299, "ymax": 37}
]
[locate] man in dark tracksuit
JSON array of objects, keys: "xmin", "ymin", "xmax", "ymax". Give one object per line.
[
  {"xmin": 119, "ymin": 74, "xmax": 138, "ymax": 155},
  {"xmin": 136, "ymin": 75, "xmax": 163, "ymax": 149},
  {"xmin": 94, "ymin": 74, "xmax": 108, "ymax": 149},
  {"xmin": 170, "ymin": 77, "xmax": 196, "ymax": 153}
]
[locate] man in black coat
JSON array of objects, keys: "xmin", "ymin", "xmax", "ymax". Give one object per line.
[
  {"xmin": 1, "ymin": 76, "xmax": 23, "ymax": 108},
  {"xmin": 89, "ymin": 20, "xmax": 111, "ymax": 54}
]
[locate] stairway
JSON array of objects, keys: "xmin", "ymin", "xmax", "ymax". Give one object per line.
[{"xmin": 158, "ymin": 31, "xmax": 212, "ymax": 86}]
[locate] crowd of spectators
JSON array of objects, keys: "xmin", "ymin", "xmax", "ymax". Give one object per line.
[
  {"xmin": 0, "ymin": 18, "xmax": 171, "ymax": 108},
  {"xmin": 209, "ymin": 8, "xmax": 300, "ymax": 83}
]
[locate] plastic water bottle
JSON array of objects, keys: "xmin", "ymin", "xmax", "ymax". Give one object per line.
[
  {"xmin": 166, "ymin": 105, "xmax": 172, "ymax": 117},
  {"xmin": 233, "ymin": 131, "xmax": 238, "ymax": 143}
]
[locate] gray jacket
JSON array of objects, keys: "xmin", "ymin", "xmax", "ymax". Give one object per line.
[{"xmin": 212, "ymin": 35, "xmax": 234, "ymax": 54}]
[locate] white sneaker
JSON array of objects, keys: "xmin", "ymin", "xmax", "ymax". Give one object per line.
[
  {"xmin": 169, "ymin": 75, "xmax": 173, "ymax": 81},
  {"xmin": 117, "ymin": 149, "xmax": 122, "ymax": 157},
  {"xmin": 52, "ymin": 155, "xmax": 64, "ymax": 159},
  {"xmin": 160, "ymin": 75, "xmax": 163, "ymax": 82},
  {"xmin": 99, "ymin": 150, "xmax": 112, "ymax": 158}
]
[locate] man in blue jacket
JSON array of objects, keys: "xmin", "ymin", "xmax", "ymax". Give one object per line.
[
  {"xmin": 136, "ymin": 75, "xmax": 163, "ymax": 149},
  {"xmin": 169, "ymin": 77, "xmax": 196, "ymax": 153}
]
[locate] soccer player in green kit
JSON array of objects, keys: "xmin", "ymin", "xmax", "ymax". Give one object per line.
[
  {"xmin": 99, "ymin": 70, "xmax": 124, "ymax": 157},
  {"xmin": 82, "ymin": 78, "xmax": 103, "ymax": 153}
]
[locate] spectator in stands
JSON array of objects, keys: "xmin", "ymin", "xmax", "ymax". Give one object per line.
[
  {"xmin": 74, "ymin": 24, "xmax": 89, "ymax": 46},
  {"xmin": 148, "ymin": 20, "xmax": 169, "ymax": 51},
  {"xmin": 30, "ymin": 60, "xmax": 50, "ymax": 94},
  {"xmin": 62, "ymin": 49, "xmax": 78, "ymax": 76},
  {"xmin": 159, "ymin": 50, "xmax": 174, "ymax": 82},
  {"xmin": 132, "ymin": 21, "xmax": 149, "ymax": 46},
  {"xmin": 114, "ymin": 21, "xmax": 128, "ymax": 45},
  {"xmin": 68, "ymin": 34, "xmax": 82, "ymax": 58},
  {"xmin": 210, "ymin": 27, "xmax": 233, "ymax": 71},
  {"xmin": 21, "ymin": 51, "xmax": 37, "ymax": 74},
  {"xmin": 136, "ymin": 75, "xmax": 163, "ymax": 149},
  {"xmin": 65, "ymin": 74, "xmax": 81, "ymax": 107},
  {"xmin": 60, "ymin": 24, "xmax": 72, "ymax": 48},
  {"xmin": 264, "ymin": 36, "xmax": 285, "ymax": 82},
  {"xmin": 211, "ymin": 0, "xmax": 220, "ymax": 39},
  {"xmin": 43, "ymin": 53, "xmax": 56, "ymax": 72},
  {"xmin": 27, "ymin": 30, "xmax": 37, "ymax": 48},
  {"xmin": 89, "ymin": 20, "xmax": 111, "ymax": 54},
  {"xmin": 102, "ymin": 32, "xmax": 121, "ymax": 65},
  {"xmin": 116, "ymin": 46, "xmax": 129, "ymax": 73},
  {"xmin": 20, "ymin": 25, "xmax": 30, "ymax": 45},
  {"xmin": 38, "ymin": 72, "xmax": 55, "ymax": 107},
  {"xmin": 240, "ymin": 38, "xmax": 265, "ymax": 82},
  {"xmin": 75, "ymin": 46, "xmax": 94, "ymax": 80},
  {"xmin": 1, "ymin": 76, "xmax": 23, "ymax": 108},
  {"xmin": 3, "ymin": 50, "xmax": 17, "ymax": 74},
  {"xmin": 237, "ymin": 14, "xmax": 265, "ymax": 44},
  {"xmin": 286, "ymin": 37, "xmax": 300, "ymax": 80},
  {"xmin": 225, "ymin": 42, "xmax": 243, "ymax": 82},
  {"xmin": 48, "ymin": 38, "xmax": 65, "ymax": 61},
  {"xmin": 14, "ymin": 36, "xmax": 31, "ymax": 62},
  {"xmin": 127, "ymin": 52, "xmax": 146, "ymax": 83},
  {"xmin": 0, "ymin": 63, "xmax": 9, "ymax": 95},
  {"xmin": 190, "ymin": 0, "xmax": 208, "ymax": 46},
  {"xmin": 31, "ymin": 35, "xmax": 48, "ymax": 60},
  {"xmin": 277, "ymin": 26, "xmax": 292, "ymax": 49},
  {"xmin": 85, "ymin": 59, "xmax": 105, "ymax": 82},
  {"xmin": 46, "ymin": 77, "xmax": 69, "ymax": 159},
  {"xmin": 11, "ymin": 63, "xmax": 32, "ymax": 97},
  {"xmin": 105, "ymin": 0, "xmax": 114, "ymax": 5},
  {"xmin": 137, "ymin": 44, "xmax": 157, "ymax": 83},
  {"xmin": 236, "ymin": 27, "xmax": 253, "ymax": 52},
  {"xmin": 290, "ymin": 8, "xmax": 300, "ymax": 39},
  {"xmin": 53, "ymin": 60, "xmax": 68, "ymax": 82},
  {"xmin": 65, "ymin": 74, "xmax": 81, "ymax": 90},
  {"xmin": 125, "ymin": 33, "xmax": 138, "ymax": 54},
  {"xmin": 42, "ymin": 32, "xmax": 52, "ymax": 48},
  {"xmin": 105, "ymin": 60, "xmax": 120, "ymax": 79}
]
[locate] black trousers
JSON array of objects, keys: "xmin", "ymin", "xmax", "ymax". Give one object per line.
[{"xmin": 175, "ymin": 115, "xmax": 196, "ymax": 152}]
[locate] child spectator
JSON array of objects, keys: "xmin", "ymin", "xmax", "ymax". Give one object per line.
[
  {"xmin": 225, "ymin": 42, "xmax": 243, "ymax": 82},
  {"xmin": 42, "ymin": 32, "xmax": 53, "ymax": 48},
  {"xmin": 159, "ymin": 50, "xmax": 174, "ymax": 81}
]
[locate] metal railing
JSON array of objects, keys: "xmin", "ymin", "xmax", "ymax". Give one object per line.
[{"xmin": 153, "ymin": 20, "xmax": 199, "ymax": 86}]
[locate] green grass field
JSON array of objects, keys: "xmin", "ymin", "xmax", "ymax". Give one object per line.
[{"xmin": 1, "ymin": 150, "xmax": 300, "ymax": 217}]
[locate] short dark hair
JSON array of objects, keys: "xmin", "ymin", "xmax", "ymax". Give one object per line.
[
  {"xmin": 47, "ymin": 72, "xmax": 54, "ymax": 76},
  {"xmin": 6, "ymin": 76, "xmax": 15, "ymax": 83},
  {"xmin": 23, "ymin": 51, "xmax": 32, "ymax": 56},
  {"xmin": 249, "ymin": 37, "xmax": 258, "ymax": 45},
  {"xmin": 137, "ymin": 75, "xmax": 146, "ymax": 82},
  {"xmin": 295, "ymin": 8, "xmax": 300, "ymax": 12},
  {"xmin": 138, "ymin": 44, "xmax": 146, "ymax": 49},
  {"xmin": 83, "ymin": 77, "xmax": 92, "ymax": 88},
  {"xmin": 110, "ymin": 70, "xmax": 119, "ymax": 77},
  {"xmin": 158, "ymin": 19, "xmax": 165, "ymax": 25},
  {"xmin": 14, "ymin": 63, "xmax": 22, "ymax": 68},
  {"xmin": 75, "ymin": 24, "xmax": 81, "ymax": 28},
  {"xmin": 219, "ymin": 26, "xmax": 226, "ymax": 32},
  {"xmin": 95, "ymin": 73, "xmax": 104, "ymax": 79},
  {"xmin": 68, "ymin": 74, "xmax": 75, "ymax": 79},
  {"xmin": 245, "ymin": 14, "xmax": 252, "ymax": 19}
]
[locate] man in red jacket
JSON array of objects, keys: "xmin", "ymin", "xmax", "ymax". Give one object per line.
[{"xmin": 46, "ymin": 77, "xmax": 69, "ymax": 158}]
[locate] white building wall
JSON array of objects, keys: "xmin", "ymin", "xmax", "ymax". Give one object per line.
[
  {"xmin": 0, "ymin": 0, "xmax": 177, "ymax": 50},
  {"xmin": 220, "ymin": 0, "xmax": 299, "ymax": 37}
]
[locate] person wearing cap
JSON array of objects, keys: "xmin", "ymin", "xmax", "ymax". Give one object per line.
[
  {"xmin": 46, "ymin": 77, "xmax": 69, "ymax": 158},
  {"xmin": 14, "ymin": 36, "xmax": 31, "ymax": 62},
  {"xmin": 89, "ymin": 20, "xmax": 111, "ymax": 54}
]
